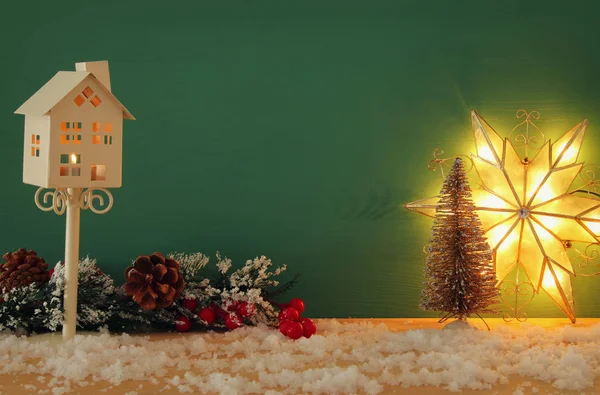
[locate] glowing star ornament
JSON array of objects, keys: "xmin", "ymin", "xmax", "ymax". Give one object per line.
[{"xmin": 406, "ymin": 110, "xmax": 600, "ymax": 323}]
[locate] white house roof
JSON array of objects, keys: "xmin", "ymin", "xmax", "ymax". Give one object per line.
[{"xmin": 14, "ymin": 71, "xmax": 135, "ymax": 120}]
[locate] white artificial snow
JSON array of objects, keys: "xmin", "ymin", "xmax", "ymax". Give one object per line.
[{"xmin": 2, "ymin": 321, "xmax": 600, "ymax": 394}]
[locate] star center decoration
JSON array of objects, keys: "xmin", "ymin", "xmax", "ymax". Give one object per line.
[{"xmin": 406, "ymin": 110, "xmax": 600, "ymax": 322}]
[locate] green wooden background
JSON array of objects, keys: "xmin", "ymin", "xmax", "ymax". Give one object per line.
[{"xmin": 1, "ymin": 0, "xmax": 600, "ymax": 318}]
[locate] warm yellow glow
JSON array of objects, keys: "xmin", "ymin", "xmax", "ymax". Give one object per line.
[
  {"xmin": 70, "ymin": 154, "xmax": 77, "ymax": 164},
  {"xmin": 535, "ymin": 215, "xmax": 560, "ymax": 231},
  {"xmin": 542, "ymin": 266, "xmax": 562, "ymax": 289},
  {"xmin": 536, "ymin": 184, "xmax": 556, "ymax": 205},
  {"xmin": 554, "ymin": 143, "xmax": 577, "ymax": 165},
  {"xmin": 474, "ymin": 192, "xmax": 508, "ymax": 210},
  {"xmin": 477, "ymin": 146, "xmax": 495, "ymax": 163},
  {"xmin": 406, "ymin": 111, "xmax": 597, "ymax": 323},
  {"xmin": 584, "ymin": 220, "xmax": 600, "ymax": 235},
  {"xmin": 487, "ymin": 221, "xmax": 518, "ymax": 251}
]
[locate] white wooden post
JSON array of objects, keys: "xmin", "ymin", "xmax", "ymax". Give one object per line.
[{"xmin": 62, "ymin": 187, "xmax": 81, "ymax": 340}]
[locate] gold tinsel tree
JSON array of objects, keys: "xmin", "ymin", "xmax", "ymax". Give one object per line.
[{"xmin": 420, "ymin": 158, "xmax": 499, "ymax": 322}]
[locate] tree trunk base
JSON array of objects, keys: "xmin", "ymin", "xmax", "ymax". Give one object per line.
[{"xmin": 442, "ymin": 318, "xmax": 478, "ymax": 331}]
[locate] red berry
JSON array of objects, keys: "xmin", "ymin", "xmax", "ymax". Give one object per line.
[
  {"xmin": 175, "ymin": 316, "xmax": 192, "ymax": 332},
  {"xmin": 278, "ymin": 307, "xmax": 300, "ymax": 322},
  {"xmin": 288, "ymin": 298, "xmax": 305, "ymax": 314},
  {"xmin": 284, "ymin": 321, "xmax": 304, "ymax": 340},
  {"xmin": 224, "ymin": 312, "xmax": 243, "ymax": 330},
  {"xmin": 237, "ymin": 302, "xmax": 256, "ymax": 318},
  {"xmin": 182, "ymin": 298, "xmax": 198, "ymax": 312},
  {"xmin": 199, "ymin": 307, "xmax": 216, "ymax": 325},
  {"xmin": 300, "ymin": 318, "xmax": 317, "ymax": 338},
  {"xmin": 210, "ymin": 303, "xmax": 227, "ymax": 318},
  {"xmin": 278, "ymin": 320, "xmax": 294, "ymax": 335},
  {"xmin": 226, "ymin": 301, "xmax": 240, "ymax": 312}
]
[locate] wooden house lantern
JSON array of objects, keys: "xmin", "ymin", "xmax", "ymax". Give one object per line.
[
  {"xmin": 16, "ymin": 61, "xmax": 134, "ymax": 188},
  {"xmin": 14, "ymin": 61, "xmax": 135, "ymax": 340}
]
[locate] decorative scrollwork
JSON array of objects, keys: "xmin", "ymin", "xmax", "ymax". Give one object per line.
[
  {"xmin": 510, "ymin": 110, "xmax": 545, "ymax": 159},
  {"xmin": 570, "ymin": 165, "xmax": 600, "ymax": 198},
  {"xmin": 422, "ymin": 243, "xmax": 433, "ymax": 256},
  {"xmin": 571, "ymin": 242, "xmax": 600, "ymax": 277},
  {"xmin": 80, "ymin": 188, "xmax": 114, "ymax": 214},
  {"xmin": 34, "ymin": 188, "xmax": 68, "ymax": 215},
  {"xmin": 35, "ymin": 187, "xmax": 114, "ymax": 215},
  {"xmin": 428, "ymin": 148, "xmax": 474, "ymax": 179},
  {"xmin": 499, "ymin": 279, "xmax": 535, "ymax": 323}
]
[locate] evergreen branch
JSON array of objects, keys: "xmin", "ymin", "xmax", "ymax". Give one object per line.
[{"xmin": 263, "ymin": 273, "xmax": 301, "ymax": 299}]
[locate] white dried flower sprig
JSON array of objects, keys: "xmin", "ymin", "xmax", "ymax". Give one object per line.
[{"xmin": 173, "ymin": 252, "xmax": 290, "ymax": 326}]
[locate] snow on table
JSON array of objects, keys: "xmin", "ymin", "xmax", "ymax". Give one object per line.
[{"xmin": 0, "ymin": 318, "xmax": 598, "ymax": 395}]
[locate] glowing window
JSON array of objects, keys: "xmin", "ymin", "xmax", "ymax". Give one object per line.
[
  {"xmin": 104, "ymin": 123, "xmax": 112, "ymax": 133},
  {"xmin": 92, "ymin": 135, "xmax": 101, "ymax": 144},
  {"xmin": 92, "ymin": 122, "xmax": 101, "ymax": 132},
  {"xmin": 90, "ymin": 96, "xmax": 102, "ymax": 107},
  {"xmin": 91, "ymin": 165, "xmax": 106, "ymax": 181},
  {"xmin": 74, "ymin": 95, "xmax": 85, "ymax": 107},
  {"xmin": 31, "ymin": 134, "xmax": 40, "ymax": 157},
  {"xmin": 82, "ymin": 87, "xmax": 94, "ymax": 98},
  {"xmin": 60, "ymin": 122, "xmax": 81, "ymax": 145},
  {"xmin": 58, "ymin": 154, "xmax": 81, "ymax": 177}
]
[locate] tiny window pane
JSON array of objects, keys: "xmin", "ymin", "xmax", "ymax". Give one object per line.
[
  {"xmin": 36, "ymin": 135, "xmax": 40, "ymax": 144},
  {"xmin": 60, "ymin": 134, "xmax": 69, "ymax": 144},
  {"xmin": 31, "ymin": 134, "xmax": 35, "ymax": 144},
  {"xmin": 92, "ymin": 135, "xmax": 101, "ymax": 144},
  {"xmin": 90, "ymin": 96, "xmax": 102, "ymax": 107},
  {"xmin": 104, "ymin": 123, "xmax": 113, "ymax": 133},
  {"xmin": 35, "ymin": 148, "xmax": 40, "ymax": 157},
  {"xmin": 60, "ymin": 154, "xmax": 69, "ymax": 164},
  {"xmin": 31, "ymin": 147, "xmax": 35, "ymax": 157},
  {"xmin": 61, "ymin": 122, "xmax": 68, "ymax": 132},
  {"xmin": 59, "ymin": 166, "xmax": 69, "ymax": 176},
  {"xmin": 109, "ymin": 136, "xmax": 113, "ymax": 144},
  {"xmin": 66, "ymin": 122, "xmax": 71, "ymax": 129},
  {"xmin": 92, "ymin": 122, "xmax": 101, "ymax": 132},
  {"xmin": 82, "ymin": 87, "xmax": 94, "ymax": 98},
  {"xmin": 73, "ymin": 95, "xmax": 85, "ymax": 107},
  {"xmin": 91, "ymin": 164, "xmax": 106, "ymax": 181},
  {"xmin": 72, "ymin": 167, "xmax": 81, "ymax": 177}
]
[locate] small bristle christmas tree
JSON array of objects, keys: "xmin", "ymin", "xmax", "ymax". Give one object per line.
[{"xmin": 420, "ymin": 158, "xmax": 499, "ymax": 323}]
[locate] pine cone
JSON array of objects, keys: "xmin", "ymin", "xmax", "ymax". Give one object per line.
[
  {"xmin": 0, "ymin": 248, "xmax": 50, "ymax": 292},
  {"xmin": 124, "ymin": 252, "xmax": 185, "ymax": 310}
]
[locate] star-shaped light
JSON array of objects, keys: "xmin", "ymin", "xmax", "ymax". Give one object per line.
[{"xmin": 406, "ymin": 110, "xmax": 600, "ymax": 322}]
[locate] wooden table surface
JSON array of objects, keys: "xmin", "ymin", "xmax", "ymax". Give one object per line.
[{"xmin": 0, "ymin": 318, "xmax": 598, "ymax": 395}]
